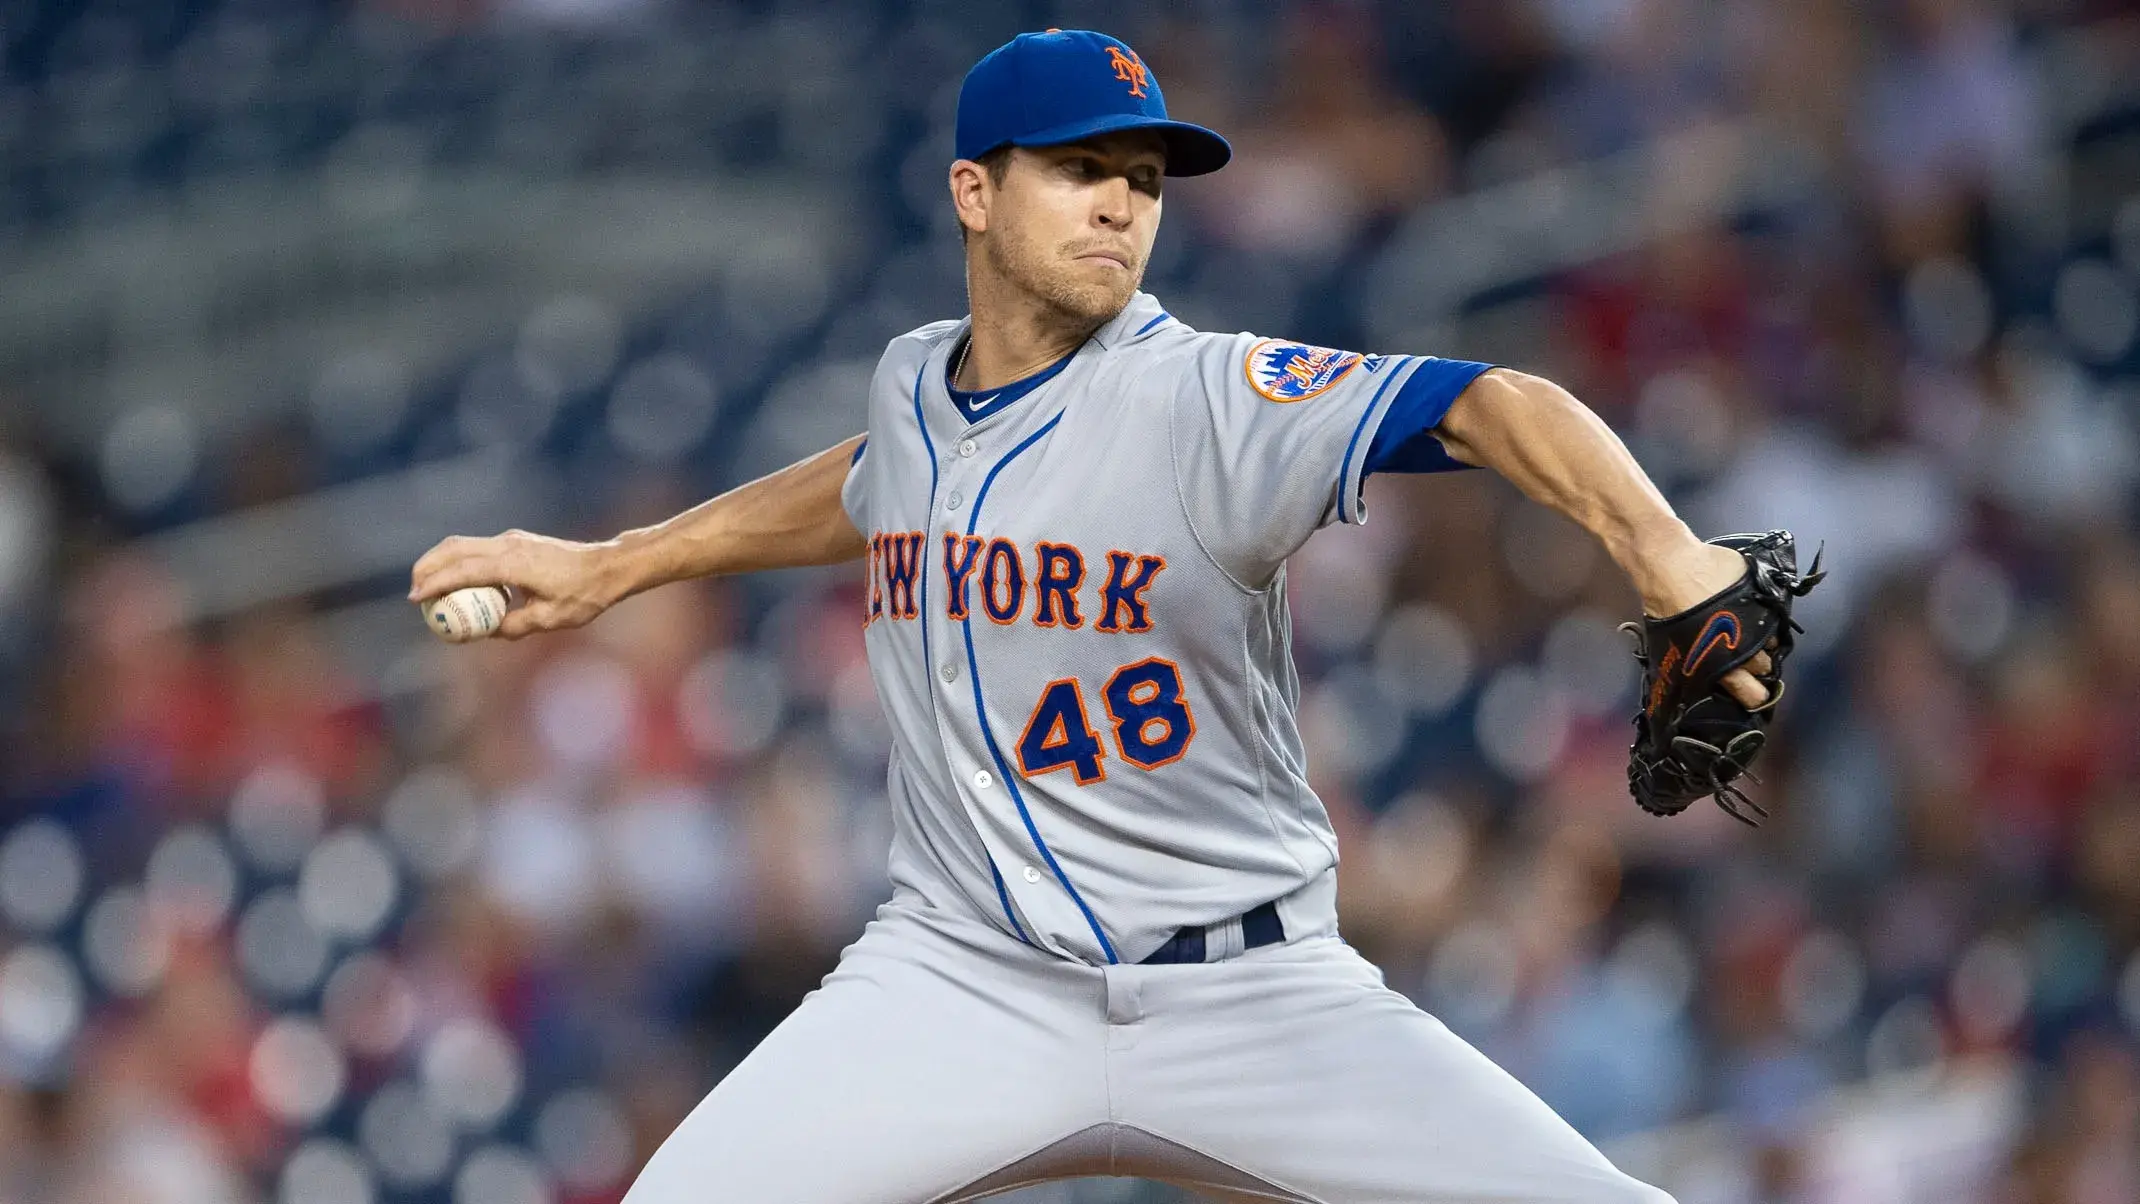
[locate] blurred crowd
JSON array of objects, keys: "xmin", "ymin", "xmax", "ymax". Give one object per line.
[{"xmin": 2, "ymin": 1, "xmax": 2140, "ymax": 1202}]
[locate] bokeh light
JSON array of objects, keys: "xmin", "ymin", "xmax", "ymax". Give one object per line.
[
  {"xmin": 99, "ymin": 403, "xmax": 199, "ymax": 514},
  {"xmin": 144, "ymin": 825, "xmax": 240, "ymax": 934},
  {"xmin": 299, "ymin": 829, "xmax": 400, "ymax": 942},
  {"xmin": 382, "ymin": 766, "xmax": 484, "ymax": 881},
  {"xmin": 251, "ymin": 1015, "xmax": 348, "ymax": 1127},
  {"xmin": 228, "ymin": 761, "xmax": 328, "ymax": 875},
  {"xmin": 80, "ymin": 885, "xmax": 174, "ymax": 997},
  {"xmin": 235, "ymin": 888, "xmax": 331, "ymax": 1000},
  {"xmin": 1371, "ymin": 603, "xmax": 1473, "ymax": 717},
  {"xmin": 421, "ymin": 1017, "xmax": 525, "ymax": 1132},
  {"xmin": 454, "ymin": 1145, "xmax": 554, "ymax": 1204},
  {"xmin": 1780, "ymin": 930, "xmax": 1867, "ymax": 1043},
  {"xmin": 279, "ymin": 1139, "xmax": 377, "ymax": 1204},
  {"xmin": 322, "ymin": 952, "xmax": 418, "ymax": 1060},
  {"xmin": 0, "ymin": 945, "xmax": 83, "ymax": 1072},
  {"xmin": 359, "ymin": 1080, "xmax": 457, "ymax": 1190},
  {"xmin": 533, "ymin": 1088, "xmax": 634, "ymax": 1194},
  {"xmin": 0, "ymin": 818, "xmax": 85, "ymax": 933},
  {"xmin": 1472, "ymin": 667, "xmax": 1570, "ymax": 783}
]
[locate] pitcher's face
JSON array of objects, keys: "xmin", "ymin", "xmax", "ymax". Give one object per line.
[{"xmin": 965, "ymin": 132, "xmax": 1165, "ymax": 325}]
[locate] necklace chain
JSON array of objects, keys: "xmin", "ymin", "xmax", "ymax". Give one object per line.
[{"xmin": 953, "ymin": 334, "xmax": 971, "ymax": 390}]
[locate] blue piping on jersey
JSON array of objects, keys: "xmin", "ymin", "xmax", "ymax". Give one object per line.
[
  {"xmin": 909, "ymin": 365, "xmax": 937, "ymax": 671},
  {"xmin": 1333, "ymin": 355, "xmax": 1415, "ymax": 524},
  {"xmin": 913, "ymin": 359, "xmax": 1032, "ymax": 947},
  {"xmin": 989, "ymin": 861, "xmax": 1029, "ymax": 942},
  {"xmin": 1133, "ymin": 311, "xmax": 1172, "ymax": 337},
  {"xmin": 960, "ymin": 410, "xmax": 1122, "ymax": 964}
]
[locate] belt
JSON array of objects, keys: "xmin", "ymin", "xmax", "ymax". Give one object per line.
[{"xmin": 1139, "ymin": 901, "xmax": 1285, "ymax": 965}]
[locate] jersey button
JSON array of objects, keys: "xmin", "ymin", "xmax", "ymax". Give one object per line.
[
  {"xmin": 973, "ymin": 770, "xmax": 993, "ymax": 789},
  {"xmin": 1022, "ymin": 865, "xmax": 1042, "ymax": 884},
  {"xmin": 958, "ymin": 438, "xmax": 979, "ymax": 458},
  {"xmin": 939, "ymin": 663, "xmax": 958, "ymax": 683},
  {"xmin": 945, "ymin": 491, "xmax": 962, "ymax": 511}
]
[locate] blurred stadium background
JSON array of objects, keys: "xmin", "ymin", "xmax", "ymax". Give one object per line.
[{"xmin": 0, "ymin": 0, "xmax": 2137, "ymax": 1201}]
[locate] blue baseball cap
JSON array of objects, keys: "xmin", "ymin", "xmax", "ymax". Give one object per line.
[{"xmin": 955, "ymin": 30, "xmax": 1231, "ymax": 177}]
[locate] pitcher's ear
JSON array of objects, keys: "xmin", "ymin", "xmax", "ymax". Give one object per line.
[{"xmin": 950, "ymin": 159, "xmax": 993, "ymax": 239}]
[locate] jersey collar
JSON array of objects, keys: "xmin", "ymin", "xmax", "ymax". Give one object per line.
[
  {"xmin": 1087, "ymin": 291, "xmax": 1167, "ymax": 351},
  {"xmin": 946, "ymin": 340, "xmax": 1078, "ymax": 424},
  {"xmin": 924, "ymin": 292, "xmax": 1167, "ymax": 434}
]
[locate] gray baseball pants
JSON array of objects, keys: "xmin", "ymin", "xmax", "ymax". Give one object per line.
[{"xmin": 620, "ymin": 901, "xmax": 1676, "ymax": 1203}]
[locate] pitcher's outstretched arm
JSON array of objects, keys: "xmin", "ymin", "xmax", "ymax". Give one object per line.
[{"xmin": 409, "ymin": 434, "xmax": 867, "ymax": 639}]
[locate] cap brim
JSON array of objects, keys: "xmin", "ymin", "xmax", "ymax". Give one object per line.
[{"xmin": 1008, "ymin": 113, "xmax": 1232, "ymax": 177}]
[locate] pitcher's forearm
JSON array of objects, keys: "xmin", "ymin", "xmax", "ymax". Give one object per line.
[
  {"xmin": 1433, "ymin": 369, "xmax": 1708, "ymax": 614},
  {"xmin": 599, "ymin": 435, "xmax": 869, "ymax": 602}
]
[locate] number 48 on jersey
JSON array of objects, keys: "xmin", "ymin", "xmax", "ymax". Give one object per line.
[{"xmin": 1016, "ymin": 656, "xmax": 1196, "ymax": 784}]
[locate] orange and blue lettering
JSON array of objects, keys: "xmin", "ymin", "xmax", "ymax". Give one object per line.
[
  {"xmin": 883, "ymin": 531, "xmax": 924, "ymax": 619},
  {"xmin": 982, "ymin": 538, "xmax": 1025, "ymax": 624},
  {"xmin": 942, "ymin": 534, "xmax": 983, "ymax": 621},
  {"xmin": 1016, "ymin": 677, "xmax": 1106, "ymax": 784},
  {"xmin": 866, "ymin": 533, "xmax": 885, "ymax": 625},
  {"xmin": 1096, "ymin": 551, "xmax": 1165, "ymax": 633},
  {"xmin": 1103, "ymin": 657, "xmax": 1195, "ymax": 768},
  {"xmin": 1033, "ymin": 542, "xmax": 1086, "ymax": 629}
]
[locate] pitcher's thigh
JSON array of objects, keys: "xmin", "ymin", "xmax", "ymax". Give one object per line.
[
  {"xmin": 622, "ymin": 924, "xmax": 1107, "ymax": 1204},
  {"xmin": 1121, "ymin": 944, "xmax": 1675, "ymax": 1204}
]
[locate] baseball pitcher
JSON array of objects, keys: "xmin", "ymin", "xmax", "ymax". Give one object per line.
[{"xmin": 413, "ymin": 29, "xmax": 1819, "ymax": 1204}]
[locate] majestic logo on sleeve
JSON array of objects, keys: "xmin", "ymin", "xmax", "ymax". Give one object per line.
[{"xmin": 1244, "ymin": 339, "xmax": 1362, "ymax": 402}]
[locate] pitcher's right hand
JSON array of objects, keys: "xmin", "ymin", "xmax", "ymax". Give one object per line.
[{"xmin": 409, "ymin": 529, "xmax": 620, "ymax": 640}]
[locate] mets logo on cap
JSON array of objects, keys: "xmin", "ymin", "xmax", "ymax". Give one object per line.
[
  {"xmin": 1244, "ymin": 339, "xmax": 1362, "ymax": 402},
  {"xmin": 1105, "ymin": 45, "xmax": 1148, "ymax": 97}
]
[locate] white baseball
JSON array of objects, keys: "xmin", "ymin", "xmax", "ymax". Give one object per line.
[{"xmin": 419, "ymin": 585, "xmax": 509, "ymax": 643}]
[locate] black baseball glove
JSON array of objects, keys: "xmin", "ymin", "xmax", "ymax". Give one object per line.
[{"xmin": 1622, "ymin": 530, "xmax": 1824, "ymax": 825}]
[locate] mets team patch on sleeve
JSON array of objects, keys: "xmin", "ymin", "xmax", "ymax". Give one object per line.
[{"xmin": 1244, "ymin": 339, "xmax": 1363, "ymax": 402}]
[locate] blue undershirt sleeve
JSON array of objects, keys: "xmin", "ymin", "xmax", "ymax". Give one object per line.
[{"xmin": 1364, "ymin": 358, "xmax": 1496, "ymax": 476}]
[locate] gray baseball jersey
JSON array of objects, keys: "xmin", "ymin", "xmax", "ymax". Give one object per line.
[
  {"xmin": 840, "ymin": 290, "xmax": 1474, "ymax": 966},
  {"xmin": 620, "ymin": 291, "xmax": 1679, "ymax": 1203}
]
